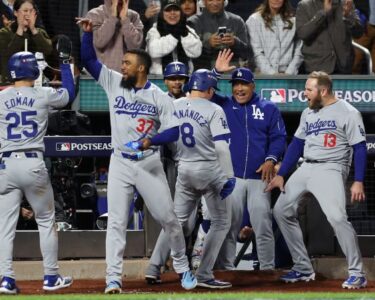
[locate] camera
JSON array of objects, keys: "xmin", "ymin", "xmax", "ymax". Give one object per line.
[{"xmin": 218, "ymin": 26, "xmax": 227, "ymax": 38}]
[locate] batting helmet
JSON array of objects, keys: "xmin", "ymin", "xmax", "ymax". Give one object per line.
[
  {"xmin": 163, "ymin": 62, "xmax": 189, "ymax": 79},
  {"xmin": 8, "ymin": 51, "xmax": 40, "ymax": 81},
  {"xmin": 184, "ymin": 69, "xmax": 220, "ymax": 92}
]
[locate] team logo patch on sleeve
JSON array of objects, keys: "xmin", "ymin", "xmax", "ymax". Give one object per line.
[
  {"xmin": 359, "ymin": 125, "xmax": 365, "ymax": 137},
  {"xmin": 56, "ymin": 143, "xmax": 71, "ymax": 151}
]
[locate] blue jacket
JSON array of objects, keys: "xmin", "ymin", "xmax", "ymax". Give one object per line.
[{"xmin": 212, "ymin": 92, "xmax": 287, "ymax": 180}]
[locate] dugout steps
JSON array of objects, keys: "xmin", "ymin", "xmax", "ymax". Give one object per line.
[{"xmin": 12, "ymin": 230, "xmax": 375, "ymax": 281}]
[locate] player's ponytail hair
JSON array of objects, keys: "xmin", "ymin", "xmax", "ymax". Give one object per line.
[{"xmin": 308, "ymin": 71, "xmax": 333, "ymax": 95}]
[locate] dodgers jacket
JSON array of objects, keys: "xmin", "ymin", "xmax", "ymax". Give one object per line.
[{"xmin": 213, "ymin": 92, "xmax": 286, "ymax": 180}]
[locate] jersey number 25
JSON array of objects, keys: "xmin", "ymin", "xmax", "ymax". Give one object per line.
[{"xmin": 6, "ymin": 111, "xmax": 38, "ymax": 140}]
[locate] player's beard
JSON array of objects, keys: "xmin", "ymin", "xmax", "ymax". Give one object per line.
[
  {"xmin": 309, "ymin": 93, "xmax": 323, "ymax": 110},
  {"xmin": 121, "ymin": 74, "xmax": 137, "ymax": 89}
]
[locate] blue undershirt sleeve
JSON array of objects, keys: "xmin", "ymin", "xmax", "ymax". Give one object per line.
[
  {"xmin": 353, "ymin": 141, "xmax": 367, "ymax": 182},
  {"xmin": 60, "ymin": 63, "xmax": 75, "ymax": 102},
  {"xmin": 81, "ymin": 32, "xmax": 102, "ymax": 81},
  {"xmin": 150, "ymin": 126, "xmax": 179, "ymax": 146},
  {"xmin": 278, "ymin": 137, "xmax": 305, "ymax": 178}
]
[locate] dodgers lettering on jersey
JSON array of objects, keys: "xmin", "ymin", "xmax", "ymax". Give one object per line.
[
  {"xmin": 0, "ymin": 86, "xmax": 69, "ymax": 153},
  {"xmin": 113, "ymin": 96, "xmax": 158, "ymax": 117},
  {"xmin": 98, "ymin": 65, "xmax": 179, "ymax": 153},
  {"xmin": 173, "ymin": 97, "xmax": 230, "ymax": 162},
  {"xmin": 295, "ymin": 100, "xmax": 366, "ymax": 165}
]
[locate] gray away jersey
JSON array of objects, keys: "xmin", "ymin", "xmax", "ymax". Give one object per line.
[
  {"xmin": 0, "ymin": 86, "xmax": 69, "ymax": 153},
  {"xmin": 173, "ymin": 97, "xmax": 230, "ymax": 162},
  {"xmin": 295, "ymin": 100, "xmax": 366, "ymax": 166},
  {"xmin": 98, "ymin": 65, "xmax": 179, "ymax": 153}
]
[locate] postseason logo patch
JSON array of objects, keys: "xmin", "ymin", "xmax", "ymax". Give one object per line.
[
  {"xmin": 261, "ymin": 89, "xmax": 286, "ymax": 103},
  {"xmin": 56, "ymin": 143, "xmax": 71, "ymax": 151}
]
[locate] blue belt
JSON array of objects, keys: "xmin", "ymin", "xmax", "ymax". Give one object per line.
[{"xmin": 1, "ymin": 151, "xmax": 39, "ymax": 158}]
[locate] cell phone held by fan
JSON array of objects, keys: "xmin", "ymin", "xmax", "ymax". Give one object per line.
[{"xmin": 217, "ymin": 26, "xmax": 227, "ymax": 38}]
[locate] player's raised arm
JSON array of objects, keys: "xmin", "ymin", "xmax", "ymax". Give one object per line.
[
  {"xmin": 77, "ymin": 17, "xmax": 102, "ymax": 81},
  {"xmin": 57, "ymin": 35, "xmax": 75, "ymax": 103}
]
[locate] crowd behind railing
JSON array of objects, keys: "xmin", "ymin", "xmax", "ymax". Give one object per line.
[{"xmin": 0, "ymin": 0, "xmax": 374, "ymax": 86}]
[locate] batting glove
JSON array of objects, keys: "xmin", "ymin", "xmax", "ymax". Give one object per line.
[
  {"xmin": 56, "ymin": 35, "xmax": 72, "ymax": 64},
  {"xmin": 125, "ymin": 140, "xmax": 143, "ymax": 150},
  {"xmin": 220, "ymin": 177, "xmax": 236, "ymax": 200}
]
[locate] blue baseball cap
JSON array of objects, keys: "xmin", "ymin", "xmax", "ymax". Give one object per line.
[{"xmin": 229, "ymin": 67, "xmax": 254, "ymax": 84}]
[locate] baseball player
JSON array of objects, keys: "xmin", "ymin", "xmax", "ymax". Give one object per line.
[
  {"xmin": 164, "ymin": 62, "xmax": 189, "ymax": 99},
  {"xmin": 77, "ymin": 19, "xmax": 197, "ymax": 294},
  {"xmin": 147, "ymin": 69, "xmax": 236, "ymax": 289},
  {"xmin": 145, "ymin": 62, "xmax": 198, "ymax": 283},
  {"xmin": 266, "ymin": 71, "xmax": 367, "ymax": 289},
  {"xmin": 0, "ymin": 49, "xmax": 75, "ymax": 294}
]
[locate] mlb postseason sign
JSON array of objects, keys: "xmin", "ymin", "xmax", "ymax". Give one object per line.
[
  {"xmin": 79, "ymin": 76, "xmax": 375, "ymax": 113},
  {"xmin": 254, "ymin": 76, "xmax": 375, "ymax": 112},
  {"xmin": 43, "ymin": 134, "xmax": 375, "ymax": 157},
  {"xmin": 44, "ymin": 136, "xmax": 112, "ymax": 157}
]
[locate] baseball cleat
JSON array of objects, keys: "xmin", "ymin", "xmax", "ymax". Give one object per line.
[
  {"xmin": 280, "ymin": 270, "xmax": 315, "ymax": 283},
  {"xmin": 342, "ymin": 276, "xmax": 367, "ymax": 289},
  {"xmin": 43, "ymin": 274, "xmax": 73, "ymax": 291},
  {"xmin": 145, "ymin": 274, "xmax": 162, "ymax": 284},
  {"xmin": 104, "ymin": 281, "xmax": 122, "ymax": 294},
  {"xmin": 180, "ymin": 270, "xmax": 197, "ymax": 290},
  {"xmin": 0, "ymin": 277, "xmax": 19, "ymax": 294},
  {"xmin": 197, "ymin": 279, "xmax": 232, "ymax": 289}
]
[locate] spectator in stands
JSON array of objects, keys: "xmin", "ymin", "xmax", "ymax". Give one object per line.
[
  {"xmin": 352, "ymin": 0, "xmax": 375, "ymax": 74},
  {"xmin": 181, "ymin": 0, "xmax": 197, "ymax": 17},
  {"xmin": 296, "ymin": 0, "xmax": 363, "ymax": 74},
  {"xmin": 246, "ymin": 0, "xmax": 303, "ymax": 75},
  {"xmin": 0, "ymin": 0, "xmax": 15, "ymax": 28},
  {"xmin": 187, "ymin": 0, "xmax": 249, "ymax": 70},
  {"xmin": 86, "ymin": 0, "xmax": 143, "ymax": 72},
  {"xmin": 128, "ymin": 0, "xmax": 160, "ymax": 48},
  {"xmin": 146, "ymin": 0, "xmax": 202, "ymax": 75},
  {"xmin": 0, "ymin": 0, "xmax": 52, "ymax": 83}
]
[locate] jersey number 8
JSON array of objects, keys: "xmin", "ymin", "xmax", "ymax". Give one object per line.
[{"xmin": 181, "ymin": 123, "xmax": 195, "ymax": 147}]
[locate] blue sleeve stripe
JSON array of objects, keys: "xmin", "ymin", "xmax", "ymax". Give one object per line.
[
  {"xmin": 278, "ymin": 137, "xmax": 305, "ymax": 177},
  {"xmin": 353, "ymin": 141, "xmax": 367, "ymax": 182},
  {"xmin": 213, "ymin": 133, "xmax": 230, "ymax": 142},
  {"xmin": 81, "ymin": 32, "xmax": 102, "ymax": 81}
]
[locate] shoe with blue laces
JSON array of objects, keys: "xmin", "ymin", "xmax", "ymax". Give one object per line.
[
  {"xmin": 342, "ymin": 276, "xmax": 367, "ymax": 289},
  {"xmin": 0, "ymin": 277, "xmax": 19, "ymax": 294},
  {"xmin": 180, "ymin": 270, "xmax": 197, "ymax": 290},
  {"xmin": 280, "ymin": 270, "xmax": 315, "ymax": 283},
  {"xmin": 104, "ymin": 281, "xmax": 122, "ymax": 294},
  {"xmin": 43, "ymin": 274, "xmax": 73, "ymax": 291}
]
